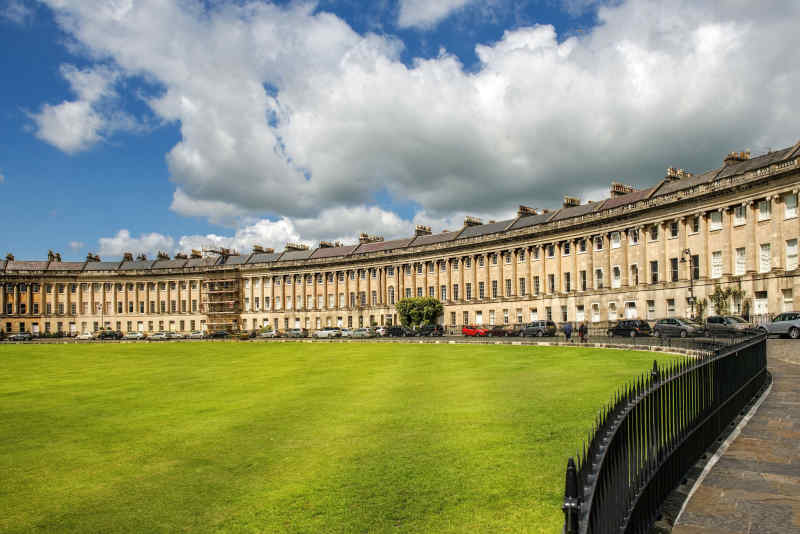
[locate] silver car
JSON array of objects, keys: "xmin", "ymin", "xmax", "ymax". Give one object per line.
[
  {"xmin": 759, "ymin": 312, "xmax": 800, "ymax": 339},
  {"xmin": 149, "ymin": 331, "xmax": 168, "ymax": 341},
  {"xmin": 352, "ymin": 328, "xmax": 376, "ymax": 338},
  {"xmin": 313, "ymin": 327, "xmax": 341, "ymax": 339}
]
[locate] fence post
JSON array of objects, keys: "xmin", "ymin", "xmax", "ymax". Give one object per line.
[{"xmin": 563, "ymin": 457, "xmax": 580, "ymax": 534}]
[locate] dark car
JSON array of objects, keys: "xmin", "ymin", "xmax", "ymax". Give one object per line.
[
  {"xmin": 8, "ymin": 332, "xmax": 33, "ymax": 341},
  {"xmin": 705, "ymin": 316, "xmax": 753, "ymax": 336},
  {"xmin": 97, "ymin": 330, "xmax": 123, "ymax": 340},
  {"xmin": 415, "ymin": 324, "xmax": 444, "ymax": 337},
  {"xmin": 653, "ymin": 318, "xmax": 705, "ymax": 338},
  {"xmin": 386, "ymin": 326, "xmax": 410, "ymax": 337},
  {"xmin": 519, "ymin": 320, "xmax": 558, "ymax": 337},
  {"xmin": 607, "ymin": 320, "xmax": 652, "ymax": 338},
  {"xmin": 487, "ymin": 325, "xmax": 514, "ymax": 337},
  {"xmin": 209, "ymin": 331, "xmax": 229, "ymax": 339},
  {"xmin": 285, "ymin": 328, "xmax": 309, "ymax": 338}
]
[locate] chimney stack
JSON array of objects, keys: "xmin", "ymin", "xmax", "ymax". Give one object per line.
[
  {"xmin": 252, "ymin": 245, "xmax": 265, "ymax": 253},
  {"xmin": 463, "ymin": 216, "xmax": 483, "ymax": 227},
  {"xmin": 47, "ymin": 250, "xmax": 56, "ymax": 262},
  {"xmin": 174, "ymin": 252, "xmax": 188, "ymax": 260},
  {"xmin": 286, "ymin": 242, "xmax": 310, "ymax": 251},
  {"xmin": 358, "ymin": 233, "xmax": 384, "ymax": 244},
  {"xmin": 414, "ymin": 225, "xmax": 432, "ymax": 236},
  {"xmin": 563, "ymin": 196, "xmax": 580, "ymax": 208},
  {"xmin": 156, "ymin": 251, "xmax": 170, "ymax": 260},
  {"xmin": 610, "ymin": 182, "xmax": 638, "ymax": 196},
  {"xmin": 136, "ymin": 253, "xmax": 147, "ymax": 261},
  {"xmin": 5, "ymin": 253, "xmax": 14, "ymax": 261},
  {"xmin": 319, "ymin": 241, "xmax": 334, "ymax": 248},
  {"xmin": 123, "ymin": 252, "xmax": 134, "ymax": 262},
  {"xmin": 86, "ymin": 253, "xmax": 100, "ymax": 262},
  {"xmin": 190, "ymin": 249, "xmax": 202, "ymax": 259},
  {"xmin": 723, "ymin": 150, "xmax": 750, "ymax": 165},
  {"xmin": 517, "ymin": 205, "xmax": 538, "ymax": 217}
]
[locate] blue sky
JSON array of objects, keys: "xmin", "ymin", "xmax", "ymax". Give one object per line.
[{"xmin": 1, "ymin": 0, "xmax": 798, "ymax": 260}]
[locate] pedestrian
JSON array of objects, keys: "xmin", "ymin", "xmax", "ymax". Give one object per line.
[
  {"xmin": 563, "ymin": 321, "xmax": 573, "ymax": 342},
  {"xmin": 579, "ymin": 322, "xmax": 587, "ymax": 343}
]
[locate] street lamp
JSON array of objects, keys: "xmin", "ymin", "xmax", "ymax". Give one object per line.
[{"xmin": 680, "ymin": 248, "xmax": 695, "ymax": 318}]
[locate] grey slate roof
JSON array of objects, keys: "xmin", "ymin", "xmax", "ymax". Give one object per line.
[
  {"xmin": 601, "ymin": 187, "xmax": 654, "ymax": 210},
  {"xmin": 716, "ymin": 147, "xmax": 795, "ymax": 180},
  {"xmin": 656, "ymin": 169, "xmax": 720, "ymax": 196},
  {"xmin": 279, "ymin": 249, "xmax": 314, "ymax": 262},
  {"xmin": 84, "ymin": 261, "xmax": 122, "ymax": 271},
  {"xmin": 409, "ymin": 231, "xmax": 460, "ymax": 247},
  {"xmin": 6, "ymin": 261, "xmax": 49, "ymax": 271},
  {"xmin": 221, "ymin": 255, "xmax": 250, "ymax": 265},
  {"xmin": 457, "ymin": 219, "xmax": 515, "ymax": 239},
  {"xmin": 507, "ymin": 212, "xmax": 552, "ymax": 231},
  {"xmin": 47, "ymin": 261, "xmax": 85, "ymax": 271},
  {"xmin": 551, "ymin": 201, "xmax": 605, "ymax": 222},
  {"xmin": 247, "ymin": 252, "xmax": 282, "ymax": 264},
  {"xmin": 310, "ymin": 245, "xmax": 358, "ymax": 259},
  {"xmin": 354, "ymin": 238, "xmax": 413, "ymax": 254},
  {"xmin": 118, "ymin": 260, "xmax": 155, "ymax": 271},
  {"xmin": 151, "ymin": 259, "xmax": 189, "ymax": 269},
  {"xmin": 186, "ymin": 257, "xmax": 220, "ymax": 268}
]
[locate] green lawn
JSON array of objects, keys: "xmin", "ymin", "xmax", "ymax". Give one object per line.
[{"xmin": 0, "ymin": 342, "xmax": 675, "ymax": 533}]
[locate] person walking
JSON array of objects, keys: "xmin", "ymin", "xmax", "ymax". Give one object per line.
[
  {"xmin": 563, "ymin": 321, "xmax": 573, "ymax": 342},
  {"xmin": 579, "ymin": 322, "xmax": 588, "ymax": 343}
]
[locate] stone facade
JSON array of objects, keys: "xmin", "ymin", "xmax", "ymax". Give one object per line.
[{"xmin": 3, "ymin": 145, "xmax": 800, "ymax": 335}]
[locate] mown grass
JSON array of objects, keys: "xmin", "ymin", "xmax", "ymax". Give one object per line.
[{"xmin": 0, "ymin": 342, "xmax": 675, "ymax": 533}]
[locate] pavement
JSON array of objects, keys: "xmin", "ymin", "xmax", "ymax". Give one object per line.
[{"xmin": 672, "ymin": 339, "xmax": 800, "ymax": 534}]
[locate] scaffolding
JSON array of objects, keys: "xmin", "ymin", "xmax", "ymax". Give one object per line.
[{"xmin": 200, "ymin": 248, "xmax": 242, "ymax": 333}]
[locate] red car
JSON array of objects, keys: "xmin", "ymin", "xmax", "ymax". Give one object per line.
[{"xmin": 462, "ymin": 325, "xmax": 490, "ymax": 337}]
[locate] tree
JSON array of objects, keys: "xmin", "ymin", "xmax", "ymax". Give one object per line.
[
  {"xmin": 395, "ymin": 297, "xmax": 443, "ymax": 328},
  {"xmin": 709, "ymin": 285, "xmax": 733, "ymax": 315},
  {"xmin": 696, "ymin": 298, "xmax": 708, "ymax": 320}
]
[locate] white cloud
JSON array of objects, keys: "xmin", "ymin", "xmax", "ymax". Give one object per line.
[
  {"xmin": 2, "ymin": 0, "xmax": 33, "ymax": 24},
  {"xmin": 30, "ymin": 64, "xmax": 141, "ymax": 153},
  {"xmin": 38, "ymin": 0, "xmax": 800, "ymax": 244},
  {"xmin": 396, "ymin": 0, "xmax": 477, "ymax": 29},
  {"xmin": 98, "ymin": 229, "xmax": 175, "ymax": 258}
]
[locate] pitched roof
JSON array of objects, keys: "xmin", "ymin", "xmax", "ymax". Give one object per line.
[
  {"xmin": 221, "ymin": 255, "xmax": 250, "ymax": 265},
  {"xmin": 601, "ymin": 187, "xmax": 654, "ymax": 210},
  {"xmin": 716, "ymin": 147, "xmax": 795, "ymax": 180},
  {"xmin": 310, "ymin": 245, "xmax": 358, "ymax": 259},
  {"xmin": 551, "ymin": 201, "xmax": 605, "ymax": 222},
  {"xmin": 353, "ymin": 237, "xmax": 413, "ymax": 254},
  {"xmin": 118, "ymin": 260, "xmax": 155, "ymax": 271},
  {"xmin": 151, "ymin": 259, "xmax": 189, "ymax": 269},
  {"xmin": 457, "ymin": 219, "xmax": 515, "ymax": 239},
  {"xmin": 5, "ymin": 261, "xmax": 49, "ymax": 271},
  {"xmin": 507, "ymin": 212, "xmax": 552, "ymax": 231},
  {"xmin": 186, "ymin": 256, "xmax": 221, "ymax": 268},
  {"xmin": 84, "ymin": 261, "xmax": 122, "ymax": 271},
  {"xmin": 279, "ymin": 249, "xmax": 314, "ymax": 261},
  {"xmin": 47, "ymin": 261, "xmax": 85, "ymax": 271},
  {"xmin": 247, "ymin": 252, "xmax": 282, "ymax": 264},
  {"xmin": 409, "ymin": 231, "xmax": 460, "ymax": 247}
]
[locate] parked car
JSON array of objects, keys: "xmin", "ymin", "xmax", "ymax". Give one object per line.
[
  {"xmin": 352, "ymin": 327, "xmax": 376, "ymax": 338},
  {"xmin": 340, "ymin": 328, "xmax": 354, "ymax": 338},
  {"xmin": 385, "ymin": 326, "xmax": 410, "ymax": 337},
  {"xmin": 165, "ymin": 332, "xmax": 184, "ymax": 340},
  {"xmin": 209, "ymin": 331, "xmax": 229, "ymax": 339},
  {"xmin": 487, "ymin": 325, "xmax": 513, "ymax": 337},
  {"xmin": 8, "ymin": 332, "xmax": 33, "ymax": 341},
  {"xmin": 705, "ymin": 316, "xmax": 753, "ymax": 336},
  {"xmin": 76, "ymin": 332, "xmax": 94, "ymax": 340},
  {"xmin": 758, "ymin": 312, "xmax": 800, "ymax": 339},
  {"xmin": 462, "ymin": 325, "xmax": 490, "ymax": 337},
  {"xmin": 97, "ymin": 329, "xmax": 123, "ymax": 340},
  {"xmin": 416, "ymin": 324, "xmax": 445, "ymax": 337},
  {"xmin": 149, "ymin": 331, "xmax": 168, "ymax": 341},
  {"xmin": 285, "ymin": 328, "xmax": 309, "ymax": 338},
  {"xmin": 312, "ymin": 327, "xmax": 341, "ymax": 339},
  {"xmin": 259, "ymin": 330, "xmax": 281, "ymax": 338},
  {"xmin": 653, "ymin": 318, "xmax": 705, "ymax": 338},
  {"xmin": 123, "ymin": 331, "xmax": 146, "ymax": 340},
  {"xmin": 519, "ymin": 320, "xmax": 558, "ymax": 337},
  {"xmin": 188, "ymin": 331, "xmax": 206, "ymax": 339},
  {"xmin": 374, "ymin": 326, "xmax": 387, "ymax": 337},
  {"xmin": 607, "ymin": 320, "xmax": 652, "ymax": 338}
]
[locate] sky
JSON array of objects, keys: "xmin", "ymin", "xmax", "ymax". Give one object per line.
[{"xmin": 1, "ymin": 0, "xmax": 799, "ymax": 261}]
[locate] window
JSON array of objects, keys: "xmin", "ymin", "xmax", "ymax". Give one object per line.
[
  {"xmin": 440, "ymin": 285, "xmax": 447, "ymax": 301},
  {"xmin": 561, "ymin": 306, "xmax": 568, "ymax": 322},
  {"xmin": 711, "ymin": 251, "xmax": 722, "ymax": 279},
  {"xmin": 647, "ymin": 300, "xmax": 656, "ymax": 320},
  {"xmin": 608, "ymin": 302, "xmax": 617, "ymax": 321},
  {"xmin": 611, "ymin": 232, "xmax": 621, "ymax": 248},
  {"xmin": 709, "ymin": 211, "xmax": 722, "ymax": 231},
  {"xmin": 489, "ymin": 310, "xmax": 495, "ymax": 325},
  {"xmin": 547, "ymin": 244, "xmax": 555, "ymax": 258},
  {"xmin": 452, "ymin": 284, "xmax": 459, "ymax": 300},
  {"xmin": 650, "ymin": 261, "xmax": 659, "ymax": 283},
  {"xmin": 591, "ymin": 303, "xmax": 600, "ymax": 323},
  {"xmin": 463, "ymin": 311, "xmax": 469, "ymax": 325},
  {"xmin": 505, "ymin": 253, "xmax": 511, "ymax": 264},
  {"xmin": 758, "ymin": 199, "xmax": 771, "ymax": 221},
  {"xmin": 576, "ymin": 305, "xmax": 585, "ymax": 322},
  {"xmin": 580, "ymin": 270, "xmax": 587, "ymax": 291},
  {"xmin": 192, "ymin": 299, "xmax": 197, "ymax": 312},
  {"xmin": 667, "ymin": 299, "xmax": 676, "ymax": 317},
  {"xmin": 691, "ymin": 216, "xmax": 700, "ymax": 233},
  {"xmin": 563, "ymin": 242, "xmax": 570, "ymax": 255},
  {"xmin": 491, "ymin": 280, "xmax": 497, "ymax": 298},
  {"xmin": 595, "ymin": 236, "xmax": 603, "ymax": 250},
  {"xmin": 670, "ymin": 221, "xmax": 679, "ymax": 238},
  {"xmin": 760, "ymin": 243, "xmax": 771, "ymax": 273},
  {"xmin": 595, "ymin": 269, "xmax": 603, "ymax": 289},
  {"xmin": 519, "ymin": 277, "xmax": 526, "ymax": 296},
  {"xmin": 428, "ymin": 286, "xmax": 434, "ymax": 298},
  {"xmin": 416, "ymin": 263, "xmax": 423, "ymax": 274},
  {"xmin": 517, "ymin": 308, "xmax": 523, "ymax": 324},
  {"xmin": 612, "ymin": 266, "xmax": 621, "ymax": 288},
  {"xmin": 734, "ymin": 204, "xmax": 746, "ymax": 225},
  {"xmin": 450, "ymin": 312, "xmax": 457, "ymax": 326},
  {"xmin": 533, "ymin": 276, "xmax": 540, "ymax": 295},
  {"xmin": 452, "ymin": 259, "xmax": 459, "ymax": 270},
  {"xmin": 371, "ymin": 291, "xmax": 377, "ymax": 305},
  {"xmin": 548, "ymin": 274, "xmax": 555, "ymax": 293},
  {"xmin": 579, "ymin": 238, "xmax": 587, "ymax": 252},
  {"xmin": 735, "ymin": 248, "xmax": 746, "ymax": 275},
  {"xmin": 518, "ymin": 250, "xmax": 525, "ymax": 262},
  {"xmin": 505, "ymin": 279, "xmax": 511, "ymax": 297},
  {"xmin": 532, "ymin": 247, "xmax": 539, "ymax": 260},
  {"xmin": 786, "ymin": 193, "xmax": 798, "ymax": 219},
  {"xmin": 787, "ymin": 239, "xmax": 798, "ymax": 271},
  {"xmin": 479, "ymin": 281, "xmax": 485, "ymax": 299},
  {"xmin": 783, "ymin": 289, "xmax": 794, "ymax": 312},
  {"xmin": 465, "ymin": 257, "xmax": 472, "ymax": 269},
  {"xmin": 691, "ymin": 255, "xmax": 700, "ymax": 280},
  {"xmin": 466, "ymin": 283, "xmax": 472, "ymax": 300},
  {"xmin": 564, "ymin": 272, "xmax": 571, "ymax": 292},
  {"xmin": 629, "ymin": 229, "xmax": 639, "ymax": 245},
  {"xmin": 545, "ymin": 307, "xmax": 552, "ymax": 321},
  {"xmin": 671, "ymin": 257, "xmax": 679, "ymax": 282},
  {"xmin": 387, "ymin": 266, "xmax": 394, "ymax": 277},
  {"xmin": 649, "ymin": 225, "xmax": 659, "ymax": 241}
]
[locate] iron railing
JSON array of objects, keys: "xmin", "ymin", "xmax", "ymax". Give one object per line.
[{"xmin": 563, "ymin": 333, "xmax": 768, "ymax": 534}]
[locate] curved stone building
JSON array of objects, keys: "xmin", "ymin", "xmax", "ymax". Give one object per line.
[{"xmin": 2, "ymin": 144, "xmax": 800, "ymax": 336}]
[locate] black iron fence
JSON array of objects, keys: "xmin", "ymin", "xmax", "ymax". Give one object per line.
[{"xmin": 562, "ymin": 333, "xmax": 768, "ymax": 534}]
